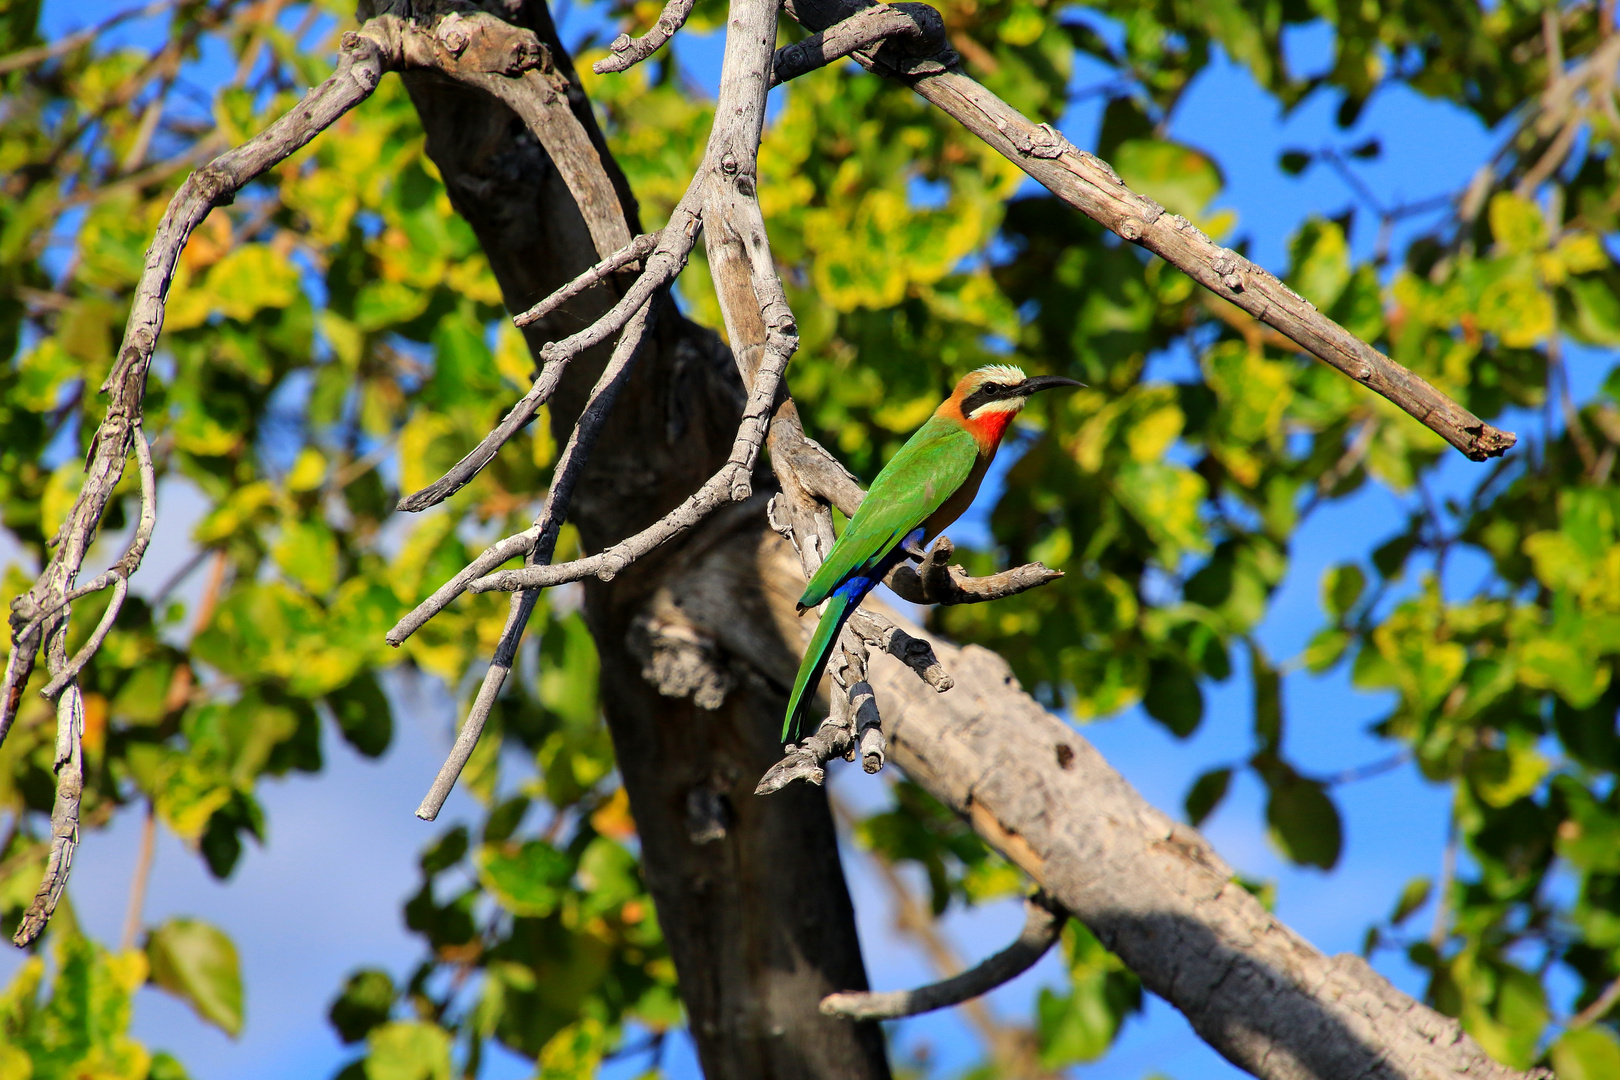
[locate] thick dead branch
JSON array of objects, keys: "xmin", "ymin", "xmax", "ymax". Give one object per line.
[
  {"xmin": 821, "ymin": 892, "xmax": 1066, "ymax": 1020},
  {"xmin": 845, "ymin": 594, "xmax": 1548, "ymax": 1080},
  {"xmin": 770, "ymin": 2, "xmax": 945, "ymax": 85},
  {"xmin": 398, "ymin": 12, "xmax": 632, "ymax": 259},
  {"xmin": 781, "ymin": 0, "xmax": 1518, "ymax": 462},
  {"xmin": 593, "ymin": 0, "xmax": 697, "ymax": 75},
  {"xmin": 416, "ymin": 300, "xmax": 657, "ymax": 820},
  {"xmin": 885, "ymin": 536, "xmax": 1062, "ymax": 606}
]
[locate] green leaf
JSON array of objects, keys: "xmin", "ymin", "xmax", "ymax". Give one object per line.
[
  {"xmin": 1251, "ymin": 647, "xmax": 1282, "ymax": 753},
  {"xmin": 420, "ymin": 826, "xmax": 468, "ymax": 876},
  {"xmin": 146, "ymin": 918, "xmax": 245, "ymax": 1037},
  {"xmin": 1289, "ymin": 219, "xmax": 1351, "ymax": 310},
  {"xmin": 1321, "ymin": 563, "xmax": 1366, "ymax": 621},
  {"xmin": 1264, "ymin": 773, "xmax": 1342, "ymax": 870},
  {"xmin": 364, "ymin": 1021, "xmax": 452, "ymax": 1080},
  {"xmin": 1488, "ymin": 191, "xmax": 1548, "ymax": 255},
  {"xmin": 1303, "ymin": 628, "xmax": 1350, "ymax": 673},
  {"xmin": 1036, "ymin": 924, "xmax": 1141, "ymax": 1069},
  {"xmin": 206, "ymin": 245, "xmax": 301, "ymax": 322},
  {"xmin": 329, "ymin": 969, "xmax": 396, "ymax": 1045},
  {"xmin": 536, "ymin": 1017, "xmax": 610, "ymax": 1080},
  {"xmin": 1112, "ymin": 139, "xmax": 1224, "ymax": 219},
  {"xmin": 476, "ymin": 840, "xmax": 573, "ymax": 918},
  {"xmin": 1184, "ymin": 767, "xmax": 1233, "ymax": 827},
  {"xmin": 1552, "ymin": 1026, "xmax": 1620, "ymax": 1080},
  {"xmin": 1142, "ymin": 657, "xmax": 1203, "ymax": 738},
  {"xmin": 327, "ymin": 673, "xmax": 394, "ymax": 759},
  {"xmin": 272, "ymin": 518, "xmax": 340, "ymax": 596},
  {"xmin": 1278, "ymin": 149, "xmax": 1312, "ymax": 175},
  {"xmin": 1389, "ymin": 876, "xmax": 1431, "ymax": 925}
]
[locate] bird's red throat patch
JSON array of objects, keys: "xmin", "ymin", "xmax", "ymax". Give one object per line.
[{"xmin": 965, "ymin": 407, "xmax": 1016, "ymax": 452}]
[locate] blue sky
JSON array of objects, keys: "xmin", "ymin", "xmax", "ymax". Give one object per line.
[{"xmin": 4, "ymin": 2, "xmax": 1609, "ymax": 1079}]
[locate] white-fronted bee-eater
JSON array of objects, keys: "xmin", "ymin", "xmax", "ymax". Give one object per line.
[{"xmin": 782, "ymin": 364, "xmax": 1081, "ymax": 744}]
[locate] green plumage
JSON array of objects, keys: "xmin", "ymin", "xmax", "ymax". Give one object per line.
[{"xmin": 781, "ymin": 415, "xmax": 983, "ymax": 743}]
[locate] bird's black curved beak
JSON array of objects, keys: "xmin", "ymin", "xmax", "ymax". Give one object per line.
[{"xmin": 1017, "ymin": 375, "xmax": 1084, "ymax": 395}]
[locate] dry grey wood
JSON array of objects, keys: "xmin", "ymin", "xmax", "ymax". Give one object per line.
[
  {"xmin": 848, "ymin": 596, "xmax": 1547, "ymax": 1080},
  {"xmin": 592, "ymin": 0, "xmax": 697, "ymax": 75},
  {"xmin": 1, "ymin": 31, "xmax": 392, "ymax": 748},
  {"xmin": 755, "ymin": 629, "xmax": 871, "ymax": 793},
  {"xmin": 402, "ymin": 13, "xmax": 632, "ymax": 260},
  {"xmin": 770, "ymin": 1, "xmax": 943, "ymax": 86},
  {"xmin": 0, "ymin": 28, "xmax": 395, "ymax": 944},
  {"xmin": 465, "ymin": 315, "xmax": 788, "ymax": 595},
  {"xmin": 885, "ymin": 535, "xmax": 1064, "ymax": 606},
  {"xmin": 512, "ymin": 231, "xmax": 660, "ymax": 328},
  {"xmin": 821, "ymin": 892, "xmax": 1066, "ymax": 1020},
  {"xmin": 416, "ymin": 299, "xmax": 657, "ymax": 820},
  {"xmin": 782, "ymin": 0, "xmax": 1517, "ymax": 463},
  {"xmin": 847, "ymin": 609, "xmax": 952, "ymax": 692},
  {"xmin": 14, "ymin": 675, "xmax": 85, "ymax": 946}
]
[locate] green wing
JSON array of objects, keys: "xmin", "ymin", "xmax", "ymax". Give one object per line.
[{"xmin": 799, "ymin": 415, "xmax": 981, "ymax": 609}]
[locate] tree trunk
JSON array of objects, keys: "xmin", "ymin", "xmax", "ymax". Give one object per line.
[{"xmin": 383, "ymin": 3, "xmax": 889, "ymax": 1077}]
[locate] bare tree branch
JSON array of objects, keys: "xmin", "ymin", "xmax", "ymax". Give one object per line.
[
  {"xmin": 512, "ymin": 231, "xmax": 661, "ymax": 328},
  {"xmin": 781, "ymin": 0, "xmax": 1518, "ymax": 462},
  {"xmin": 416, "ymin": 300, "xmax": 658, "ymax": 820},
  {"xmin": 0, "ymin": 0, "xmax": 184, "ymax": 76},
  {"xmin": 464, "ymin": 320, "xmax": 788, "ymax": 595},
  {"xmin": 3, "ymin": 30, "xmax": 395, "ymax": 751},
  {"xmin": 848, "ymin": 595, "xmax": 1548, "ymax": 1080},
  {"xmin": 13, "ymin": 660, "xmax": 85, "ymax": 946},
  {"xmin": 770, "ymin": 2, "xmax": 946, "ymax": 86},
  {"xmin": 821, "ymin": 892, "xmax": 1066, "ymax": 1020},
  {"xmin": 592, "ymin": 0, "xmax": 697, "ymax": 75},
  {"xmin": 885, "ymin": 536, "xmax": 1063, "ymax": 606}
]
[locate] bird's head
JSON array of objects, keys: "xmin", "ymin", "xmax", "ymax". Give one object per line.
[{"xmin": 945, "ymin": 364, "xmax": 1082, "ymax": 448}]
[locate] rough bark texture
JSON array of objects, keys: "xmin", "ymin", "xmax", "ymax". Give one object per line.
[
  {"xmin": 377, "ymin": 2, "xmax": 888, "ymax": 1077},
  {"xmin": 846, "ymin": 587, "xmax": 1546, "ymax": 1080}
]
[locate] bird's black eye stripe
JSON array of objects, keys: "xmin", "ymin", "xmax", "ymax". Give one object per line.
[
  {"xmin": 959, "ymin": 380, "xmax": 1023, "ymax": 414},
  {"xmin": 962, "ymin": 381, "xmax": 1021, "ymax": 415}
]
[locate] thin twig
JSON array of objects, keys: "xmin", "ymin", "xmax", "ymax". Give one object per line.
[
  {"xmin": 821, "ymin": 892, "xmax": 1067, "ymax": 1020},
  {"xmin": 592, "ymin": 0, "xmax": 697, "ymax": 75},
  {"xmin": 14, "ymin": 642, "xmax": 85, "ymax": 947},
  {"xmin": 396, "ymin": 354, "xmax": 569, "ymax": 512},
  {"xmin": 120, "ymin": 802, "xmax": 157, "ymax": 952},
  {"xmin": 0, "ymin": 0, "xmax": 183, "ymax": 76},
  {"xmin": 847, "ymin": 609, "xmax": 952, "ymax": 692},
  {"xmin": 466, "ymin": 315, "xmax": 789, "ymax": 595},
  {"xmin": 512, "ymin": 231, "xmax": 660, "ymax": 328},
  {"xmin": 416, "ymin": 300, "xmax": 659, "ymax": 820},
  {"xmin": 1570, "ymin": 972, "xmax": 1620, "ymax": 1028},
  {"xmin": 885, "ymin": 536, "xmax": 1062, "ymax": 606}
]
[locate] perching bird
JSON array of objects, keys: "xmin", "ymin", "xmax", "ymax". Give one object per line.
[{"xmin": 781, "ymin": 364, "xmax": 1081, "ymax": 744}]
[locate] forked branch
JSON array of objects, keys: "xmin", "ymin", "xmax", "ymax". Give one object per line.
[{"xmin": 781, "ymin": 0, "xmax": 1517, "ymax": 462}]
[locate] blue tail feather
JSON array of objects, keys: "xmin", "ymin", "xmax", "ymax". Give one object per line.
[{"xmin": 781, "ymin": 575, "xmax": 876, "ymax": 744}]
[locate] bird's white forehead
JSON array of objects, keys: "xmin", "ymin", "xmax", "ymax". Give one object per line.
[{"xmin": 968, "ymin": 363, "xmax": 1027, "ymax": 387}]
